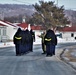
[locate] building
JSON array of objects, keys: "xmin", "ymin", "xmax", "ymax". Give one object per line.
[
  {"xmin": 0, "ymin": 20, "xmax": 45, "ymax": 44},
  {"xmin": 1, "ymin": 19, "xmax": 76, "ymax": 43},
  {"xmin": 58, "ymin": 25, "xmax": 76, "ymax": 41},
  {"xmin": 0, "ymin": 20, "xmax": 18, "ymax": 42},
  {"xmin": 0, "ymin": 23, "xmax": 7, "ymax": 42}
]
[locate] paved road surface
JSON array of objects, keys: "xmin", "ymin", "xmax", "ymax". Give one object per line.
[{"xmin": 0, "ymin": 45, "xmax": 76, "ymax": 75}]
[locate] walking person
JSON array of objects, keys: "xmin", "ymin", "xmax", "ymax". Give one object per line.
[
  {"xmin": 13, "ymin": 28, "xmax": 22, "ymax": 56},
  {"xmin": 38, "ymin": 31, "xmax": 46, "ymax": 54},
  {"xmin": 52, "ymin": 34, "xmax": 57, "ymax": 55},
  {"xmin": 21, "ymin": 28, "xmax": 31, "ymax": 54},
  {"xmin": 44, "ymin": 28, "xmax": 56, "ymax": 56},
  {"xmin": 30, "ymin": 29, "xmax": 35, "ymax": 52},
  {"xmin": 25, "ymin": 29, "xmax": 32, "ymax": 52}
]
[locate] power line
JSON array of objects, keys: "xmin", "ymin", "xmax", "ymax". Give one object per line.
[{"xmin": 13, "ymin": 0, "xmax": 33, "ymax": 5}]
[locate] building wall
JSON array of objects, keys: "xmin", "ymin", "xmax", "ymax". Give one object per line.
[
  {"xmin": 33, "ymin": 30, "xmax": 45, "ymax": 44},
  {"xmin": 62, "ymin": 32, "xmax": 76, "ymax": 41},
  {"xmin": 0, "ymin": 21, "xmax": 18, "ymax": 41},
  {"xmin": 0, "ymin": 26, "xmax": 7, "ymax": 42},
  {"xmin": 6, "ymin": 26, "xmax": 17, "ymax": 41}
]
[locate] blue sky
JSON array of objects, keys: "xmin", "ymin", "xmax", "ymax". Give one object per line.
[{"xmin": 0, "ymin": 0, "xmax": 76, "ymax": 10}]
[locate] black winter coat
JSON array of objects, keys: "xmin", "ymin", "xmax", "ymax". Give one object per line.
[
  {"xmin": 44, "ymin": 29, "xmax": 55, "ymax": 45},
  {"xmin": 21, "ymin": 29, "xmax": 32, "ymax": 45},
  {"xmin": 13, "ymin": 28, "xmax": 22, "ymax": 45},
  {"xmin": 30, "ymin": 29, "xmax": 35, "ymax": 42}
]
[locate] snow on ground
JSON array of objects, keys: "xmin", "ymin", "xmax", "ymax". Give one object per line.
[
  {"xmin": 0, "ymin": 37, "xmax": 76, "ymax": 48},
  {"xmin": 57, "ymin": 37, "xmax": 76, "ymax": 43},
  {"xmin": 0, "ymin": 42, "xmax": 15, "ymax": 48}
]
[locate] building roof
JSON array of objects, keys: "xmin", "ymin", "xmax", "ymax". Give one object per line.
[
  {"xmin": 31, "ymin": 25, "xmax": 45, "ymax": 30},
  {"xmin": 0, "ymin": 20, "xmax": 46, "ymax": 30},
  {"xmin": 17, "ymin": 22, "xmax": 45, "ymax": 30},
  {"xmin": 18, "ymin": 23, "xmax": 28, "ymax": 28},
  {"xmin": 0, "ymin": 23, "xmax": 6, "ymax": 26},
  {"xmin": 5, "ymin": 21, "xmax": 16, "ymax": 27},
  {"xmin": 0, "ymin": 20, "xmax": 17, "ymax": 27},
  {"xmin": 60, "ymin": 25, "xmax": 76, "ymax": 32},
  {"xmin": 2, "ymin": 20, "xmax": 17, "ymax": 27}
]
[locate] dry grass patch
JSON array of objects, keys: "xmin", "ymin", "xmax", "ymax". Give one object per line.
[{"xmin": 64, "ymin": 49, "xmax": 76, "ymax": 62}]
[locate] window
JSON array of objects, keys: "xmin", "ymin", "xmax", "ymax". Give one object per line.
[
  {"xmin": 71, "ymin": 33, "xmax": 74, "ymax": 37},
  {"xmin": 3, "ymin": 29, "xmax": 6, "ymax": 35},
  {"xmin": 56, "ymin": 33, "xmax": 62, "ymax": 38},
  {"xmin": 0, "ymin": 29, "xmax": 1, "ymax": 35}
]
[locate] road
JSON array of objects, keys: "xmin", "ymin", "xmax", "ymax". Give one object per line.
[{"xmin": 0, "ymin": 43, "xmax": 76, "ymax": 75}]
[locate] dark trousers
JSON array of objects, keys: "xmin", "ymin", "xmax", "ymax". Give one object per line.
[
  {"xmin": 30, "ymin": 42, "xmax": 33, "ymax": 52},
  {"xmin": 46, "ymin": 44, "xmax": 53, "ymax": 56},
  {"xmin": 20, "ymin": 44, "xmax": 27, "ymax": 54},
  {"xmin": 52, "ymin": 45, "xmax": 55, "ymax": 55},
  {"xmin": 15, "ymin": 44, "xmax": 20, "ymax": 55}
]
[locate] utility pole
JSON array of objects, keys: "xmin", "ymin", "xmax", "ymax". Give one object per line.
[
  {"xmin": 0, "ymin": 11, "xmax": 4, "ymax": 20},
  {"xmin": 57, "ymin": 0, "xmax": 58, "ymax": 6}
]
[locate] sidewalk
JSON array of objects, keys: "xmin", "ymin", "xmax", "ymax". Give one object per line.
[
  {"xmin": 0, "ymin": 42, "xmax": 15, "ymax": 48},
  {"xmin": 0, "ymin": 41, "xmax": 42, "ymax": 48}
]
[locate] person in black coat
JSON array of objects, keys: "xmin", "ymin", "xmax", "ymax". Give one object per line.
[
  {"xmin": 44, "ymin": 29, "xmax": 56, "ymax": 56},
  {"xmin": 52, "ymin": 35, "xmax": 57, "ymax": 55},
  {"xmin": 29, "ymin": 29, "xmax": 35, "ymax": 52},
  {"xmin": 20, "ymin": 29, "xmax": 31, "ymax": 54},
  {"xmin": 13, "ymin": 28, "xmax": 22, "ymax": 56},
  {"xmin": 25, "ymin": 29, "xmax": 32, "ymax": 52}
]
